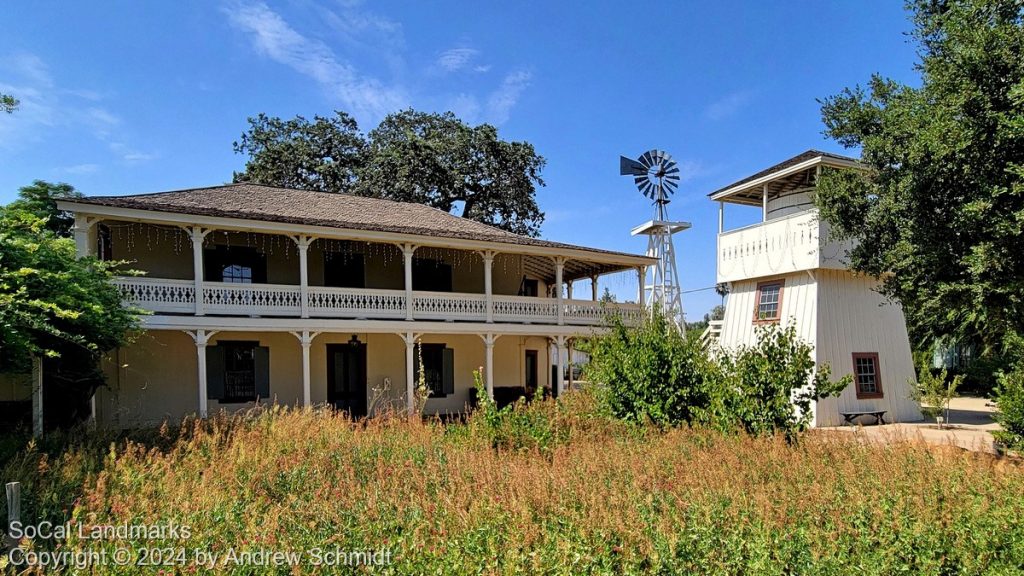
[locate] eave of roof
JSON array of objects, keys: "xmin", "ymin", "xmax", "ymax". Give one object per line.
[
  {"xmin": 58, "ymin": 183, "xmax": 656, "ymax": 270},
  {"xmin": 706, "ymin": 149, "xmax": 861, "ymax": 204}
]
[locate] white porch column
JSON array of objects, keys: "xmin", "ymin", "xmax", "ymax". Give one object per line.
[
  {"xmin": 591, "ymin": 274, "xmax": 599, "ymax": 301},
  {"xmin": 32, "ymin": 356, "xmax": 43, "ymax": 438},
  {"xmin": 73, "ymin": 215, "xmax": 96, "ymax": 258},
  {"xmin": 401, "ymin": 332, "xmax": 418, "ymax": 414},
  {"xmin": 291, "ymin": 331, "xmax": 318, "ymax": 407},
  {"xmin": 189, "ymin": 329, "xmax": 217, "ymax": 418},
  {"xmin": 554, "ymin": 257, "xmax": 565, "ymax": 325},
  {"xmin": 637, "ymin": 266, "xmax": 646, "ymax": 307},
  {"xmin": 762, "ymin": 183, "xmax": 769, "ymax": 222},
  {"xmin": 480, "ymin": 334, "xmax": 499, "ymax": 399},
  {"xmin": 718, "ymin": 201, "xmax": 725, "ymax": 234},
  {"xmin": 190, "ymin": 227, "xmax": 210, "ymax": 316},
  {"xmin": 294, "ymin": 236, "xmax": 314, "ymax": 319},
  {"xmin": 481, "ymin": 250, "xmax": 495, "ymax": 323},
  {"xmin": 567, "ymin": 340, "xmax": 575, "ymax": 390},
  {"xmin": 554, "ymin": 335, "xmax": 567, "ymax": 397},
  {"xmin": 402, "ymin": 244, "xmax": 417, "ymax": 321}
]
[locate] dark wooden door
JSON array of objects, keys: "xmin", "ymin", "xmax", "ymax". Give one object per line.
[
  {"xmin": 327, "ymin": 343, "xmax": 367, "ymax": 417},
  {"xmin": 524, "ymin": 350, "xmax": 538, "ymax": 395}
]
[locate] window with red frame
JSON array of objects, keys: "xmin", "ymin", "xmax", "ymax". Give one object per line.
[
  {"xmin": 753, "ymin": 280, "xmax": 783, "ymax": 322},
  {"xmin": 852, "ymin": 353, "xmax": 883, "ymax": 399}
]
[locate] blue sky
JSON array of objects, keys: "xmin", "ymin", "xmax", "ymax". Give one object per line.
[{"xmin": 0, "ymin": 1, "xmax": 920, "ymax": 319}]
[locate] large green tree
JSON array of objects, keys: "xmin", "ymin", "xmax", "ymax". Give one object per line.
[
  {"xmin": 8, "ymin": 180, "xmax": 84, "ymax": 237},
  {"xmin": 1, "ymin": 188, "xmax": 139, "ymax": 427},
  {"xmin": 233, "ymin": 112, "xmax": 367, "ymax": 194},
  {"xmin": 816, "ymin": 0, "xmax": 1024, "ymax": 355},
  {"xmin": 233, "ymin": 109, "xmax": 546, "ymax": 237}
]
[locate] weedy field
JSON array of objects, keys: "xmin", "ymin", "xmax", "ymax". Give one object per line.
[{"xmin": 2, "ymin": 391, "xmax": 1023, "ymax": 575}]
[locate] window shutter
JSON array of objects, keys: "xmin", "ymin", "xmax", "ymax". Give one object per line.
[
  {"xmin": 206, "ymin": 345, "xmax": 225, "ymax": 400},
  {"xmin": 442, "ymin": 347, "xmax": 455, "ymax": 396},
  {"xmin": 254, "ymin": 346, "xmax": 270, "ymax": 400}
]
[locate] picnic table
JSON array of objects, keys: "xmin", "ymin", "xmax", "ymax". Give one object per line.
[{"xmin": 840, "ymin": 410, "xmax": 887, "ymax": 426}]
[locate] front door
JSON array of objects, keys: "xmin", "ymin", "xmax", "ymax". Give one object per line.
[
  {"xmin": 524, "ymin": 350, "xmax": 538, "ymax": 396},
  {"xmin": 327, "ymin": 342, "xmax": 367, "ymax": 417}
]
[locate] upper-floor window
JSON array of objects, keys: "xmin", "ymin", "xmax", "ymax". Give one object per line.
[
  {"xmin": 853, "ymin": 353, "xmax": 883, "ymax": 399},
  {"xmin": 204, "ymin": 246, "xmax": 267, "ymax": 284},
  {"xmin": 97, "ymin": 224, "xmax": 112, "ymax": 261},
  {"xmin": 324, "ymin": 253, "xmax": 365, "ymax": 288},
  {"xmin": 753, "ymin": 280, "xmax": 783, "ymax": 322},
  {"xmin": 413, "ymin": 258, "xmax": 452, "ymax": 292}
]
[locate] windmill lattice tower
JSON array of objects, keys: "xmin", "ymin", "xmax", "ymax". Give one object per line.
[{"xmin": 620, "ymin": 150, "xmax": 691, "ymax": 329}]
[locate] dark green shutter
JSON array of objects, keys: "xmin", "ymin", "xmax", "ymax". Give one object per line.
[
  {"xmin": 254, "ymin": 346, "xmax": 270, "ymax": 400},
  {"xmin": 206, "ymin": 345, "xmax": 225, "ymax": 400},
  {"xmin": 442, "ymin": 347, "xmax": 454, "ymax": 396}
]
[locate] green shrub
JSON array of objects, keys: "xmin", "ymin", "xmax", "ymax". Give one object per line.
[
  {"xmin": 993, "ymin": 366, "xmax": 1024, "ymax": 453},
  {"xmin": 718, "ymin": 324, "xmax": 850, "ymax": 438},
  {"xmin": 910, "ymin": 361, "xmax": 962, "ymax": 428},
  {"xmin": 581, "ymin": 308, "xmax": 726, "ymax": 428}
]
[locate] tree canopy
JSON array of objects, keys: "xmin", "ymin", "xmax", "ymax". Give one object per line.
[
  {"xmin": 8, "ymin": 180, "xmax": 84, "ymax": 237},
  {"xmin": 816, "ymin": 0, "xmax": 1024, "ymax": 355},
  {"xmin": 1, "ymin": 93, "xmax": 18, "ymax": 113},
  {"xmin": 233, "ymin": 109, "xmax": 546, "ymax": 237}
]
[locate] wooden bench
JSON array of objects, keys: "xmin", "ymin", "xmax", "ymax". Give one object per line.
[{"xmin": 840, "ymin": 410, "xmax": 887, "ymax": 426}]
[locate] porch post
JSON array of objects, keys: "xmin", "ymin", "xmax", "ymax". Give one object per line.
[
  {"xmin": 291, "ymin": 331, "xmax": 317, "ymax": 407},
  {"xmin": 73, "ymin": 215, "xmax": 96, "ymax": 258},
  {"xmin": 31, "ymin": 356, "xmax": 43, "ymax": 438},
  {"xmin": 295, "ymin": 236, "xmax": 313, "ymax": 319},
  {"xmin": 637, "ymin": 266, "xmax": 646, "ymax": 307},
  {"xmin": 762, "ymin": 183, "xmax": 769, "ymax": 222},
  {"xmin": 402, "ymin": 332, "xmax": 417, "ymax": 414},
  {"xmin": 718, "ymin": 201, "xmax": 725, "ymax": 234},
  {"xmin": 591, "ymin": 274, "xmax": 599, "ymax": 301},
  {"xmin": 191, "ymin": 227, "xmax": 209, "ymax": 316},
  {"xmin": 567, "ymin": 339, "xmax": 574, "ymax": 390},
  {"xmin": 402, "ymin": 244, "xmax": 417, "ymax": 321},
  {"xmin": 190, "ymin": 329, "xmax": 216, "ymax": 418},
  {"xmin": 482, "ymin": 250, "xmax": 495, "ymax": 323},
  {"xmin": 480, "ymin": 334, "xmax": 499, "ymax": 399},
  {"xmin": 554, "ymin": 257, "xmax": 565, "ymax": 325},
  {"xmin": 554, "ymin": 335, "xmax": 567, "ymax": 397},
  {"xmin": 567, "ymin": 280, "xmax": 573, "ymax": 300}
]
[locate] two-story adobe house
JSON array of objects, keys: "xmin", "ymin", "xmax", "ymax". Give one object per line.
[
  {"xmin": 56, "ymin": 184, "xmax": 652, "ymax": 428},
  {"xmin": 707, "ymin": 151, "xmax": 922, "ymax": 427}
]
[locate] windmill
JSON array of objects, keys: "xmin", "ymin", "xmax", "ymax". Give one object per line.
[{"xmin": 621, "ymin": 150, "xmax": 691, "ymax": 329}]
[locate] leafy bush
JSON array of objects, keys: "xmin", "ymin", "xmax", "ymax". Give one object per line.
[
  {"xmin": 581, "ymin": 308, "xmax": 726, "ymax": 428},
  {"xmin": 719, "ymin": 324, "xmax": 850, "ymax": 437},
  {"xmin": 910, "ymin": 361, "xmax": 963, "ymax": 428},
  {"xmin": 583, "ymin": 310, "xmax": 848, "ymax": 437},
  {"xmin": 993, "ymin": 366, "xmax": 1024, "ymax": 453}
]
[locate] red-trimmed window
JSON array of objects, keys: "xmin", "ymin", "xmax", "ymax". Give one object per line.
[
  {"xmin": 852, "ymin": 353, "xmax": 883, "ymax": 399},
  {"xmin": 753, "ymin": 280, "xmax": 784, "ymax": 323}
]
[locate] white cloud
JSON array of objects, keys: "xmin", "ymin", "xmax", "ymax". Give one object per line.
[
  {"xmin": 436, "ymin": 47, "xmax": 479, "ymax": 72},
  {"xmin": 486, "ymin": 70, "xmax": 531, "ymax": 124},
  {"xmin": 224, "ymin": 1, "xmax": 406, "ymax": 122},
  {"xmin": 59, "ymin": 163, "xmax": 100, "ymax": 175},
  {"xmin": 704, "ymin": 90, "xmax": 755, "ymax": 121},
  {"xmin": 447, "ymin": 93, "xmax": 481, "ymax": 123}
]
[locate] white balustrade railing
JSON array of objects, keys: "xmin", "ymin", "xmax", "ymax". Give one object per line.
[
  {"xmin": 114, "ymin": 277, "xmax": 638, "ymax": 326},
  {"xmin": 203, "ymin": 282, "xmax": 301, "ymax": 316},
  {"xmin": 413, "ymin": 291, "xmax": 487, "ymax": 321},
  {"xmin": 114, "ymin": 277, "xmax": 195, "ymax": 314},
  {"xmin": 308, "ymin": 286, "xmax": 406, "ymax": 319},
  {"xmin": 492, "ymin": 295, "xmax": 559, "ymax": 324}
]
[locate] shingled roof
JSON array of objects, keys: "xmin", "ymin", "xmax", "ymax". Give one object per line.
[
  {"xmin": 68, "ymin": 183, "xmax": 650, "ymax": 263},
  {"xmin": 707, "ymin": 150, "xmax": 860, "ymax": 201}
]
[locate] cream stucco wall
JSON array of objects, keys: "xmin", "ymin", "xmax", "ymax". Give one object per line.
[{"xmin": 96, "ymin": 329, "xmax": 553, "ymax": 427}]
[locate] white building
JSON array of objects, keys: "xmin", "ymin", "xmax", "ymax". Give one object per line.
[
  {"xmin": 707, "ymin": 150, "xmax": 922, "ymax": 426},
  {"xmin": 35, "ymin": 183, "xmax": 653, "ymax": 428}
]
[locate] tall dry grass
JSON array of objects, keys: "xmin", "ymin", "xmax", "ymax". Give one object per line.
[{"xmin": 2, "ymin": 394, "xmax": 1023, "ymax": 575}]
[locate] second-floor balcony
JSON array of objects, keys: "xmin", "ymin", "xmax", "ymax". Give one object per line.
[
  {"xmin": 114, "ymin": 276, "xmax": 644, "ymax": 327},
  {"xmin": 716, "ymin": 209, "xmax": 852, "ymax": 283}
]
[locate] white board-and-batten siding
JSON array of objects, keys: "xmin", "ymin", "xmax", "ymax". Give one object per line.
[
  {"xmin": 814, "ymin": 269, "xmax": 921, "ymax": 425},
  {"xmin": 717, "ymin": 269, "xmax": 921, "ymax": 427}
]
